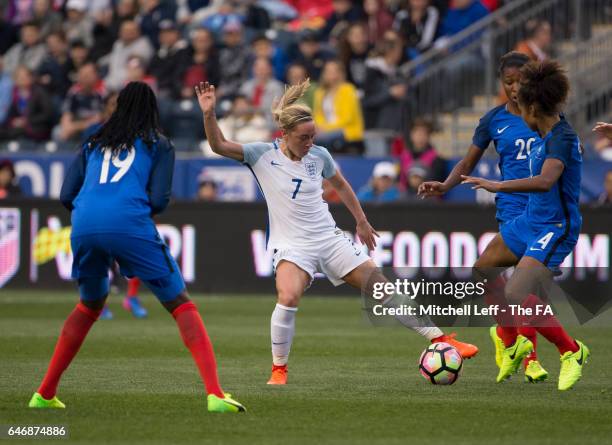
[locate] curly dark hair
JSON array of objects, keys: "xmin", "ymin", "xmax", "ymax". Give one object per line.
[
  {"xmin": 518, "ymin": 60, "xmax": 569, "ymax": 116},
  {"xmin": 87, "ymin": 82, "xmax": 163, "ymax": 153}
]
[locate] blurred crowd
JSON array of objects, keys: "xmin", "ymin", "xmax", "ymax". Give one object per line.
[
  {"xmin": 0, "ymin": 0, "xmax": 507, "ymax": 155},
  {"xmin": 1, "ymin": 0, "xmax": 611, "ymax": 204}
]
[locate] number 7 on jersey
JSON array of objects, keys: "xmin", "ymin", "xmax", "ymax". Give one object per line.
[{"xmin": 291, "ymin": 178, "xmax": 302, "ymax": 199}]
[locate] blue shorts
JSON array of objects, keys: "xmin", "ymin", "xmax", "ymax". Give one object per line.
[
  {"xmin": 71, "ymin": 233, "xmax": 185, "ymax": 302},
  {"xmin": 500, "ymin": 215, "xmax": 577, "ymax": 269}
]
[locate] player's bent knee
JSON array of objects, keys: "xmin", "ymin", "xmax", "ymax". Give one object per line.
[
  {"xmin": 161, "ymin": 291, "xmax": 190, "ymax": 313},
  {"xmin": 78, "ymin": 277, "xmax": 110, "ymax": 306},
  {"xmin": 276, "ymin": 290, "xmax": 300, "ymax": 308}
]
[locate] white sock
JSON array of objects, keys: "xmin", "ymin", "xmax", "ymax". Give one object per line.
[
  {"xmin": 271, "ymin": 303, "xmax": 297, "ymax": 366},
  {"xmin": 382, "ymin": 295, "xmax": 444, "ymax": 341}
]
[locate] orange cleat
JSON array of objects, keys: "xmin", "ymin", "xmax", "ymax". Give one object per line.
[
  {"xmin": 432, "ymin": 333, "xmax": 479, "ymax": 359},
  {"xmin": 267, "ymin": 364, "xmax": 288, "ymax": 385}
]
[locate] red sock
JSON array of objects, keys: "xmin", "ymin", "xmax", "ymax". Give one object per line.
[
  {"xmin": 38, "ymin": 303, "xmax": 101, "ymax": 399},
  {"xmin": 127, "ymin": 278, "xmax": 141, "ymax": 298},
  {"xmin": 496, "ymin": 325, "xmax": 518, "ymax": 348},
  {"xmin": 172, "ymin": 302, "xmax": 224, "ymax": 397},
  {"xmin": 521, "ymin": 294, "xmax": 578, "ymax": 355},
  {"xmin": 519, "ymin": 326, "xmax": 538, "ymax": 366}
]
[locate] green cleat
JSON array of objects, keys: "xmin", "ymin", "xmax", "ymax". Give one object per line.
[
  {"xmin": 524, "ymin": 360, "xmax": 549, "ymax": 383},
  {"xmin": 489, "ymin": 326, "xmax": 504, "ymax": 369},
  {"xmin": 558, "ymin": 340, "xmax": 590, "ymax": 391},
  {"xmin": 207, "ymin": 393, "xmax": 246, "ymax": 413},
  {"xmin": 28, "ymin": 392, "xmax": 65, "ymax": 409},
  {"xmin": 496, "ymin": 335, "xmax": 533, "ymax": 383}
]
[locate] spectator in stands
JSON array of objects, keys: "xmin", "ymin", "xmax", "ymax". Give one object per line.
[
  {"xmin": 313, "ymin": 60, "xmax": 364, "ymax": 153},
  {"xmin": 338, "ymin": 22, "xmax": 371, "ymax": 92},
  {"xmin": 248, "ymin": 34, "xmax": 288, "ymax": 82},
  {"xmin": 393, "ymin": 0, "xmax": 440, "ymax": 56},
  {"xmin": 125, "ymin": 56, "xmax": 156, "ymax": 91},
  {"xmin": 138, "ymin": 0, "xmax": 176, "ymax": 48},
  {"xmin": 391, "ymin": 118, "xmax": 446, "ymax": 189},
  {"xmin": 404, "ymin": 162, "xmax": 427, "ymax": 199},
  {"xmin": 435, "ymin": 0, "xmax": 488, "ymax": 52},
  {"xmin": 55, "ymin": 63, "xmax": 105, "ymax": 142},
  {"xmin": 283, "ymin": 0, "xmax": 334, "ymax": 31},
  {"xmin": 0, "ymin": 16, "xmax": 18, "ymax": 55},
  {"xmin": 0, "ymin": 159, "xmax": 22, "ymax": 199},
  {"xmin": 515, "ymin": 19, "xmax": 552, "ymax": 62},
  {"xmin": 286, "ymin": 62, "xmax": 316, "ymax": 109},
  {"xmin": 182, "ymin": 27, "xmax": 220, "ymax": 97},
  {"xmin": 0, "ymin": 57, "xmax": 13, "ymax": 126},
  {"xmin": 0, "ymin": 65, "xmax": 53, "ymax": 142},
  {"xmin": 67, "ymin": 40, "xmax": 91, "ymax": 86},
  {"xmin": 362, "ymin": 30, "xmax": 409, "ymax": 132},
  {"xmin": 217, "ymin": 20, "xmax": 250, "ymax": 98},
  {"xmin": 202, "ymin": 94, "xmax": 269, "ymax": 156},
  {"xmin": 148, "ymin": 20, "xmax": 189, "ymax": 99},
  {"xmin": 3, "ymin": 21, "xmax": 47, "ymax": 76},
  {"xmin": 321, "ymin": 0, "xmax": 365, "ymax": 39},
  {"xmin": 242, "ymin": 0, "xmax": 271, "ymax": 31},
  {"xmin": 289, "ymin": 29, "xmax": 335, "ymax": 81},
  {"xmin": 240, "ymin": 56, "xmax": 284, "ymax": 130},
  {"xmin": 357, "ymin": 161, "xmax": 402, "ymax": 202},
  {"xmin": 90, "ymin": 0, "xmax": 139, "ymax": 62},
  {"xmin": 104, "ymin": 20, "xmax": 154, "ymax": 91},
  {"xmin": 63, "ymin": 0, "xmax": 95, "ymax": 47},
  {"xmin": 363, "ymin": 0, "xmax": 394, "ymax": 44},
  {"xmin": 32, "ymin": 0, "xmax": 62, "ymax": 39},
  {"xmin": 594, "ymin": 170, "xmax": 612, "ymax": 207},
  {"xmin": 196, "ymin": 174, "xmax": 218, "ymax": 201},
  {"xmin": 176, "ymin": 0, "xmax": 211, "ymax": 26},
  {"xmin": 38, "ymin": 31, "xmax": 72, "ymax": 101},
  {"xmin": 199, "ymin": 1, "xmax": 242, "ymax": 40}
]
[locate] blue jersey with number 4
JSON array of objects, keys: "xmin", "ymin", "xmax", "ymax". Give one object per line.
[
  {"xmin": 472, "ymin": 104, "xmax": 540, "ymax": 223},
  {"xmin": 60, "ymin": 136, "xmax": 175, "ymax": 238},
  {"xmin": 527, "ymin": 118, "xmax": 582, "ymax": 233}
]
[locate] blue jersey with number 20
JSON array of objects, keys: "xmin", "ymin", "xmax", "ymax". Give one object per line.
[{"xmin": 472, "ymin": 104, "xmax": 540, "ymax": 224}]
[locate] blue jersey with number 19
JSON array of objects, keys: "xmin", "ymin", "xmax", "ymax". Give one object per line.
[
  {"xmin": 61, "ymin": 136, "xmax": 175, "ymax": 239},
  {"xmin": 472, "ymin": 104, "xmax": 540, "ymax": 224}
]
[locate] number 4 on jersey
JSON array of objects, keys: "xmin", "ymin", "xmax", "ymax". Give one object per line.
[{"xmin": 100, "ymin": 148, "xmax": 136, "ymax": 184}]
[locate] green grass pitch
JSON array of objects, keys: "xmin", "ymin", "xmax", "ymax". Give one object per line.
[{"xmin": 1, "ymin": 290, "xmax": 611, "ymax": 445}]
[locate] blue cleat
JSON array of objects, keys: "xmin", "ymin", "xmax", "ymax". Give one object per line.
[
  {"xmin": 123, "ymin": 296, "xmax": 148, "ymax": 319},
  {"xmin": 99, "ymin": 306, "xmax": 114, "ymax": 320}
]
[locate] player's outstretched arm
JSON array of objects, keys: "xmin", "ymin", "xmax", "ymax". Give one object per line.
[
  {"xmin": 59, "ymin": 148, "xmax": 86, "ymax": 210},
  {"xmin": 462, "ymin": 158, "xmax": 564, "ymax": 193},
  {"xmin": 593, "ymin": 122, "xmax": 612, "ymax": 139},
  {"xmin": 418, "ymin": 145, "xmax": 484, "ymax": 198},
  {"xmin": 195, "ymin": 82, "xmax": 244, "ymax": 162},
  {"xmin": 327, "ymin": 170, "xmax": 379, "ymax": 251}
]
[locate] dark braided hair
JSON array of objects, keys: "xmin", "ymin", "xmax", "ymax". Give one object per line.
[
  {"xmin": 518, "ymin": 60, "xmax": 569, "ymax": 116},
  {"xmin": 498, "ymin": 51, "xmax": 530, "ymax": 76},
  {"xmin": 87, "ymin": 82, "xmax": 162, "ymax": 153}
]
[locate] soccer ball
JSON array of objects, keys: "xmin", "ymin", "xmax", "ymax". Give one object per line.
[{"xmin": 418, "ymin": 342, "xmax": 463, "ymax": 385}]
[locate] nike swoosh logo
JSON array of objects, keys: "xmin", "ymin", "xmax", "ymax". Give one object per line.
[
  {"xmin": 271, "ymin": 161, "xmax": 282, "ymax": 166},
  {"xmin": 529, "ymin": 247, "xmax": 542, "ymax": 251},
  {"xmin": 272, "ymin": 342, "xmax": 288, "ymax": 345},
  {"xmin": 509, "ymin": 340, "xmax": 521, "ymax": 360},
  {"xmin": 576, "ymin": 347, "xmax": 584, "ymax": 365},
  {"xmin": 497, "ymin": 126, "xmax": 510, "ymax": 134}
]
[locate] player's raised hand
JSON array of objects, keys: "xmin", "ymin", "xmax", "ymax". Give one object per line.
[
  {"xmin": 461, "ymin": 175, "xmax": 500, "ymax": 192},
  {"xmin": 593, "ymin": 122, "xmax": 612, "ymax": 139},
  {"xmin": 195, "ymin": 81, "xmax": 216, "ymax": 115},
  {"xmin": 417, "ymin": 181, "xmax": 447, "ymax": 198},
  {"xmin": 357, "ymin": 219, "xmax": 379, "ymax": 251}
]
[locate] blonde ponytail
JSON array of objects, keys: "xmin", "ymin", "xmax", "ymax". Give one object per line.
[{"xmin": 272, "ymin": 79, "xmax": 313, "ymax": 131}]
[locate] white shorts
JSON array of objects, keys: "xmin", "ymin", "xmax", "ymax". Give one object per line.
[{"xmin": 271, "ymin": 229, "xmax": 370, "ymax": 286}]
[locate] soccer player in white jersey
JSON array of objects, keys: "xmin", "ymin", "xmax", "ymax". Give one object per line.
[{"xmin": 195, "ymin": 80, "xmax": 478, "ymax": 385}]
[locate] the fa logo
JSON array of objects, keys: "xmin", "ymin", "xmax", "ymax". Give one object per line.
[{"xmin": 305, "ymin": 161, "xmax": 317, "ymax": 179}]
